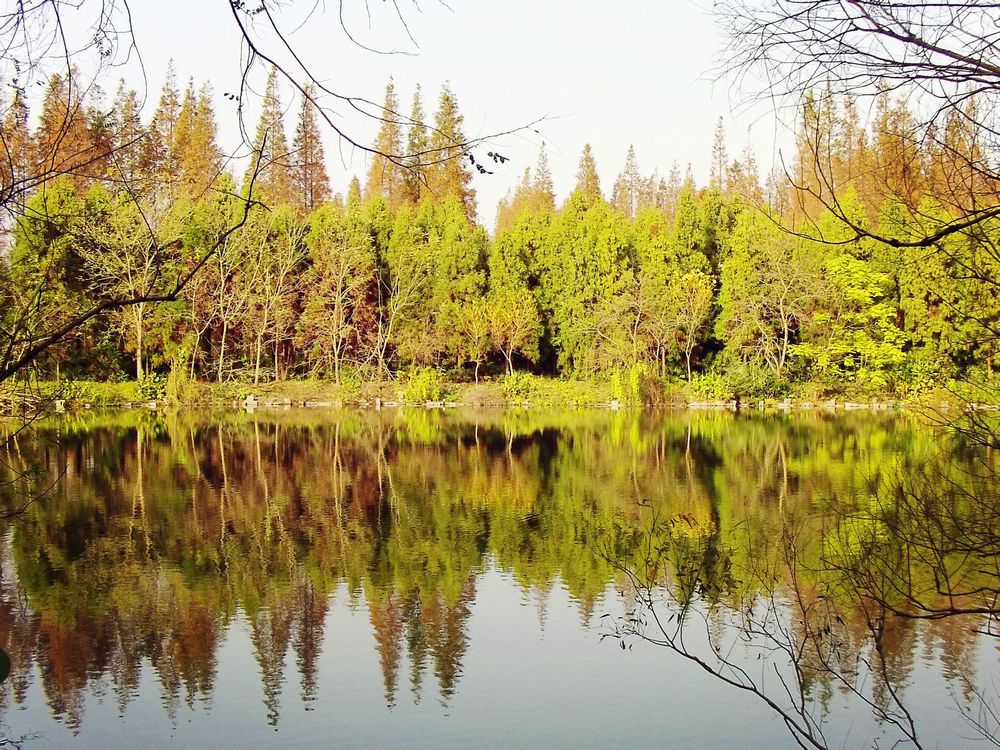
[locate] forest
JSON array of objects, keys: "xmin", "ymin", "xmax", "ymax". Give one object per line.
[{"xmin": 2, "ymin": 65, "xmax": 998, "ymax": 400}]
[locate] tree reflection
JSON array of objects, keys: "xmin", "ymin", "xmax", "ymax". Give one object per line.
[{"xmin": 0, "ymin": 408, "xmax": 993, "ymax": 741}]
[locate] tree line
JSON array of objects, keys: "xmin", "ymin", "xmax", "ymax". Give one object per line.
[{"xmin": 2, "ymin": 69, "xmax": 997, "ymax": 396}]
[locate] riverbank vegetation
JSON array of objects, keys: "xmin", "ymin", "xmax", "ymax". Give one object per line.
[{"xmin": 3, "ymin": 69, "xmax": 998, "ymax": 406}]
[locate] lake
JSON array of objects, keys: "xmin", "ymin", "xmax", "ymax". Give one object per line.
[{"xmin": 0, "ymin": 408, "xmax": 996, "ymax": 748}]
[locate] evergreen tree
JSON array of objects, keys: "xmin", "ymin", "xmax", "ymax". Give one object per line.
[
  {"xmin": 291, "ymin": 84, "xmax": 330, "ymax": 213},
  {"xmin": 109, "ymin": 81, "xmax": 145, "ymax": 188},
  {"xmin": 574, "ymin": 143, "xmax": 601, "ymax": 206},
  {"xmin": 494, "ymin": 145, "xmax": 556, "ymax": 232},
  {"xmin": 184, "ymin": 83, "xmax": 223, "ymax": 193},
  {"xmin": 170, "ymin": 78, "xmax": 197, "ymax": 182},
  {"xmin": 427, "ymin": 83, "xmax": 476, "ymax": 220},
  {"xmin": 709, "ymin": 116, "xmax": 727, "ymax": 189},
  {"xmin": 611, "ymin": 145, "xmax": 642, "ymax": 219},
  {"xmin": 365, "ymin": 79, "xmax": 406, "ymax": 208},
  {"xmin": 403, "ymin": 85, "xmax": 428, "ymax": 204},
  {"xmin": 33, "ymin": 71, "xmax": 101, "ymax": 193},
  {"xmin": 534, "ymin": 144, "xmax": 555, "ymax": 211},
  {"xmin": 145, "ymin": 61, "xmax": 181, "ymax": 183},
  {"xmin": 347, "ymin": 176, "xmax": 362, "ymax": 205},
  {"xmin": 1, "ymin": 87, "xmax": 30, "ymax": 204},
  {"xmin": 244, "ymin": 67, "xmax": 293, "ymax": 206}
]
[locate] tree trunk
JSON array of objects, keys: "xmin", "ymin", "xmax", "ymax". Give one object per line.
[
  {"xmin": 135, "ymin": 310, "xmax": 144, "ymax": 380},
  {"xmin": 333, "ymin": 336, "xmax": 341, "ymax": 385},
  {"xmin": 503, "ymin": 347, "xmax": 514, "ymax": 376},
  {"xmin": 217, "ymin": 321, "xmax": 228, "ymax": 384},
  {"xmin": 254, "ymin": 308, "xmax": 270, "ymax": 385},
  {"xmin": 474, "ymin": 360, "xmax": 480, "ymax": 383}
]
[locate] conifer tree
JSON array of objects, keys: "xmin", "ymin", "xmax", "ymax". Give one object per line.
[
  {"xmin": 110, "ymin": 81, "xmax": 145, "ymax": 188},
  {"xmin": 574, "ymin": 143, "xmax": 601, "ymax": 205},
  {"xmin": 347, "ymin": 176, "xmax": 362, "ymax": 205},
  {"xmin": 85, "ymin": 85, "xmax": 116, "ymax": 183},
  {"xmin": 611, "ymin": 145, "xmax": 642, "ymax": 219},
  {"xmin": 244, "ymin": 67, "xmax": 293, "ymax": 206},
  {"xmin": 179, "ymin": 84, "xmax": 223, "ymax": 195},
  {"xmin": 534, "ymin": 144, "xmax": 555, "ymax": 212},
  {"xmin": 170, "ymin": 78, "xmax": 197, "ymax": 180},
  {"xmin": 403, "ymin": 85, "xmax": 428, "ymax": 204},
  {"xmin": 495, "ymin": 168, "xmax": 533, "ymax": 233},
  {"xmin": 1, "ymin": 88, "xmax": 30, "ymax": 203},
  {"xmin": 427, "ymin": 83, "xmax": 476, "ymax": 220},
  {"xmin": 144, "ymin": 61, "xmax": 181, "ymax": 183},
  {"xmin": 365, "ymin": 79, "xmax": 406, "ymax": 207},
  {"xmin": 291, "ymin": 84, "xmax": 330, "ymax": 213},
  {"xmin": 710, "ymin": 117, "xmax": 727, "ymax": 189},
  {"xmin": 33, "ymin": 71, "xmax": 99, "ymax": 192}
]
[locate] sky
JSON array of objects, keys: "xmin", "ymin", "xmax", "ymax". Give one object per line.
[{"xmin": 60, "ymin": 0, "xmax": 795, "ymax": 225}]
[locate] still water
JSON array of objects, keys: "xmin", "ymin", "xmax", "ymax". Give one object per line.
[{"xmin": 0, "ymin": 408, "xmax": 996, "ymax": 749}]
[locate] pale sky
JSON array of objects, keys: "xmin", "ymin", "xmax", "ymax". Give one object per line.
[{"xmin": 61, "ymin": 1, "xmax": 794, "ymax": 225}]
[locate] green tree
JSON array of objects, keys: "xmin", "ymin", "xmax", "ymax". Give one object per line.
[
  {"xmin": 426, "ymin": 84, "xmax": 476, "ymax": 221},
  {"xmin": 297, "ymin": 203, "xmax": 375, "ymax": 382},
  {"xmin": 402, "ymin": 85, "xmax": 429, "ymax": 205},
  {"xmin": 573, "ymin": 143, "xmax": 602, "ymax": 206}
]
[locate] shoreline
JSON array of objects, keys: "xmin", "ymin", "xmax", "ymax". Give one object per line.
[{"xmin": 3, "ymin": 377, "xmax": 998, "ymax": 416}]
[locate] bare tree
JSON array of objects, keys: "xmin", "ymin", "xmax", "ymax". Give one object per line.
[{"xmin": 715, "ymin": 0, "xmax": 1000, "ymax": 249}]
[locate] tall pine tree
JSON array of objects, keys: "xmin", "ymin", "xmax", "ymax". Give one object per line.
[
  {"xmin": 403, "ymin": 85, "xmax": 428, "ymax": 204},
  {"xmin": 573, "ymin": 143, "xmax": 601, "ymax": 206},
  {"xmin": 144, "ymin": 61, "xmax": 181, "ymax": 184},
  {"xmin": 291, "ymin": 84, "xmax": 330, "ymax": 213},
  {"xmin": 1, "ymin": 87, "xmax": 30, "ymax": 203},
  {"xmin": 176, "ymin": 83, "xmax": 222, "ymax": 196},
  {"xmin": 364, "ymin": 79, "xmax": 406, "ymax": 208},
  {"xmin": 709, "ymin": 116, "xmax": 727, "ymax": 189},
  {"xmin": 244, "ymin": 66, "xmax": 293, "ymax": 206},
  {"xmin": 427, "ymin": 83, "xmax": 476, "ymax": 221},
  {"xmin": 610, "ymin": 144, "xmax": 642, "ymax": 219}
]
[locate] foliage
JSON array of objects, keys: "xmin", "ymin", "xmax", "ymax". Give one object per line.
[
  {"xmin": 399, "ymin": 367, "xmax": 446, "ymax": 403},
  {"xmin": 3, "ymin": 69, "xmax": 999, "ymax": 401}
]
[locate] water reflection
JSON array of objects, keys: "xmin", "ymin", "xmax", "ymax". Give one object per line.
[{"xmin": 0, "ymin": 409, "xmax": 995, "ymax": 747}]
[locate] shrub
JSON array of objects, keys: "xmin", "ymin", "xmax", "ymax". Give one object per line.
[
  {"xmin": 687, "ymin": 372, "xmax": 732, "ymax": 400},
  {"xmin": 399, "ymin": 367, "xmax": 445, "ymax": 403},
  {"xmin": 164, "ymin": 353, "xmax": 197, "ymax": 405},
  {"xmin": 610, "ymin": 363, "xmax": 668, "ymax": 405},
  {"xmin": 724, "ymin": 364, "xmax": 789, "ymax": 399},
  {"xmin": 500, "ymin": 371, "xmax": 537, "ymax": 403},
  {"xmin": 138, "ymin": 373, "xmax": 167, "ymax": 400}
]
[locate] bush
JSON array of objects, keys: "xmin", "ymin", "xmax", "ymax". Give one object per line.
[
  {"xmin": 609, "ymin": 362, "xmax": 670, "ymax": 405},
  {"xmin": 687, "ymin": 371, "xmax": 732, "ymax": 400},
  {"xmin": 501, "ymin": 371, "xmax": 537, "ymax": 403},
  {"xmin": 164, "ymin": 353, "xmax": 197, "ymax": 405},
  {"xmin": 724, "ymin": 364, "xmax": 789, "ymax": 399},
  {"xmin": 399, "ymin": 367, "xmax": 445, "ymax": 402},
  {"xmin": 138, "ymin": 373, "xmax": 167, "ymax": 400},
  {"xmin": 62, "ymin": 380, "xmax": 144, "ymax": 406}
]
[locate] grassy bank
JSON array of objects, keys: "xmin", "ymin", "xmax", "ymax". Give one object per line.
[{"xmin": 4, "ymin": 369, "xmax": 994, "ymax": 414}]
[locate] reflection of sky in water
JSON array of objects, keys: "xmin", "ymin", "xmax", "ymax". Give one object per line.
[{"xmin": 0, "ymin": 410, "xmax": 995, "ymax": 749}]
